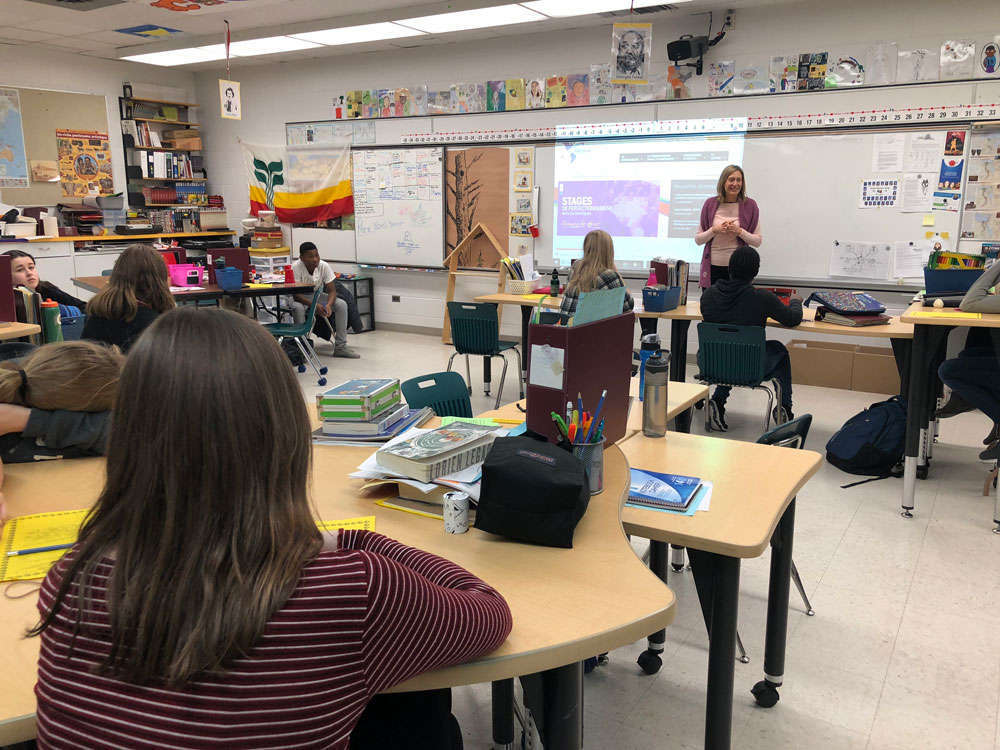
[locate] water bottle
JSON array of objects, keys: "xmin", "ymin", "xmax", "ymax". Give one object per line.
[
  {"xmin": 550, "ymin": 268, "xmax": 560, "ymax": 296},
  {"xmin": 40, "ymin": 299, "xmax": 63, "ymax": 343},
  {"xmin": 638, "ymin": 332, "xmax": 661, "ymax": 401},
  {"xmin": 642, "ymin": 349, "xmax": 671, "ymax": 437}
]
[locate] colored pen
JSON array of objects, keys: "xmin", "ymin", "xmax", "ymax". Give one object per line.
[
  {"xmin": 566, "ymin": 401, "xmax": 573, "ymax": 424},
  {"xmin": 596, "ymin": 418, "xmax": 605, "ymax": 440},
  {"xmin": 6, "ymin": 543, "xmax": 74, "ymax": 557},
  {"xmin": 550, "ymin": 411, "xmax": 569, "ymax": 439},
  {"xmin": 568, "ymin": 423, "xmax": 577, "ymax": 443},
  {"xmin": 586, "ymin": 389, "xmax": 608, "ymax": 443},
  {"xmin": 577, "ymin": 392, "xmax": 584, "ymax": 428}
]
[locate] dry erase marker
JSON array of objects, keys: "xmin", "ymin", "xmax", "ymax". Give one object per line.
[{"xmin": 7, "ymin": 543, "xmax": 74, "ymax": 557}]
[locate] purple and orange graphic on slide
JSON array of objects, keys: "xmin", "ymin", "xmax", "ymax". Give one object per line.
[{"xmin": 557, "ymin": 180, "xmax": 661, "ymax": 237}]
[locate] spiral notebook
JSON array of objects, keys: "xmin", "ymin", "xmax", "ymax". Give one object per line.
[{"xmin": 626, "ymin": 469, "xmax": 703, "ymax": 513}]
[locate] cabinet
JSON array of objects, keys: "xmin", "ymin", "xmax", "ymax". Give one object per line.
[
  {"xmin": 338, "ymin": 276, "xmax": 375, "ymax": 332},
  {"xmin": 73, "ymin": 252, "xmax": 124, "ymax": 300}
]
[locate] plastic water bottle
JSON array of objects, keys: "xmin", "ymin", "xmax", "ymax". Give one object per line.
[
  {"xmin": 638, "ymin": 332, "xmax": 661, "ymax": 401},
  {"xmin": 642, "ymin": 349, "xmax": 671, "ymax": 437},
  {"xmin": 550, "ymin": 268, "xmax": 560, "ymax": 296},
  {"xmin": 40, "ymin": 299, "xmax": 63, "ymax": 343}
]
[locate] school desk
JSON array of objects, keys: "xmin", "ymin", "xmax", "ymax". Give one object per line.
[
  {"xmin": 0, "ymin": 438, "xmax": 675, "ymax": 748},
  {"xmin": 73, "ymin": 275, "xmax": 314, "ymax": 304},
  {"xmin": 898, "ymin": 302, "xmax": 1000, "ymax": 524},
  {"xmin": 618, "ymin": 431, "xmax": 822, "ymax": 750},
  {"xmin": 0, "ymin": 322, "xmax": 41, "ymax": 340}
]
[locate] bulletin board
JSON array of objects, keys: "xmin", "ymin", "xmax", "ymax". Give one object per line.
[{"xmin": 0, "ymin": 86, "xmax": 111, "ymax": 206}]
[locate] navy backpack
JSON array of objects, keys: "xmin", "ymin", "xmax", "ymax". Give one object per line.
[{"xmin": 825, "ymin": 396, "xmax": 906, "ymax": 485}]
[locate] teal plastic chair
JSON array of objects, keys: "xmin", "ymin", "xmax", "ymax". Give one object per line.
[
  {"xmin": 695, "ymin": 322, "xmax": 781, "ymax": 432},
  {"xmin": 447, "ymin": 301, "xmax": 523, "ymax": 409},
  {"xmin": 263, "ymin": 287, "xmax": 329, "ymax": 386},
  {"xmin": 401, "ymin": 372, "xmax": 473, "ymax": 418}
]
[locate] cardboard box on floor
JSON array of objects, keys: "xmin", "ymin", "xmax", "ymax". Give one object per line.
[{"xmin": 788, "ymin": 340, "xmax": 900, "ymax": 395}]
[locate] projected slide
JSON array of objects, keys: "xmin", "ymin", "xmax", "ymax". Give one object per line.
[{"xmin": 552, "ymin": 134, "xmax": 745, "ymax": 270}]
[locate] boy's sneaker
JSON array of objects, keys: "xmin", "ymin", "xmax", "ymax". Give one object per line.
[
  {"xmin": 772, "ymin": 405, "xmax": 794, "ymax": 425},
  {"xmin": 979, "ymin": 442, "xmax": 1000, "ymax": 462},
  {"xmin": 984, "ymin": 422, "xmax": 1000, "ymax": 446},
  {"xmin": 333, "ymin": 345, "xmax": 361, "ymax": 359},
  {"xmin": 707, "ymin": 399, "xmax": 728, "ymax": 432}
]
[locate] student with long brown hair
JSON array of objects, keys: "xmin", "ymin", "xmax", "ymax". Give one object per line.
[
  {"xmin": 31, "ymin": 307, "xmax": 511, "ymax": 749},
  {"xmin": 82, "ymin": 243, "xmax": 175, "ymax": 352},
  {"xmin": 558, "ymin": 228, "xmax": 635, "ymax": 322}
]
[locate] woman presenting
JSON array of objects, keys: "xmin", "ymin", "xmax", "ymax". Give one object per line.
[{"xmin": 695, "ymin": 165, "xmax": 762, "ymax": 287}]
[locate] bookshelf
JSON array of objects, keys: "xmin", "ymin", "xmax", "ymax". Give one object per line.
[{"xmin": 118, "ymin": 86, "xmax": 222, "ymax": 233}]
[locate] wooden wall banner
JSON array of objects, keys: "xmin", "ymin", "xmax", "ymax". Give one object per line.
[{"xmin": 445, "ymin": 146, "xmax": 510, "ymax": 269}]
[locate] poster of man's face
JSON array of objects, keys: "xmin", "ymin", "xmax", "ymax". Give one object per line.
[{"xmin": 611, "ymin": 23, "xmax": 651, "ymax": 84}]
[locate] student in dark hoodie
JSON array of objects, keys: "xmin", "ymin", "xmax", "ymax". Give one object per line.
[{"xmin": 700, "ymin": 246, "xmax": 802, "ymax": 431}]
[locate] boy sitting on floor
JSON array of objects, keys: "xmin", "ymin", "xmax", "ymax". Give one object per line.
[{"xmin": 699, "ymin": 246, "xmax": 803, "ymax": 431}]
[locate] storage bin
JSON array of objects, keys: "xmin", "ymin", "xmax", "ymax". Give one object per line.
[
  {"xmin": 642, "ymin": 286, "xmax": 681, "ymax": 312},
  {"xmin": 215, "ymin": 266, "xmax": 243, "ymax": 291},
  {"xmin": 168, "ymin": 263, "xmax": 199, "ymax": 287},
  {"xmin": 924, "ymin": 267, "xmax": 983, "ymax": 296},
  {"xmin": 506, "ymin": 279, "xmax": 536, "ymax": 295}
]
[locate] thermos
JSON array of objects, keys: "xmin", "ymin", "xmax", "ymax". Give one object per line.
[
  {"xmin": 642, "ymin": 349, "xmax": 671, "ymax": 437},
  {"xmin": 638, "ymin": 332, "xmax": 661, "ymax": 401},
  {"xmin": 41, "ymin": 299, "xmax": 63, "ymax": 343},
  {"xmin": 550, "ymin": 268, "xmax": 560, "ymax": 296}
]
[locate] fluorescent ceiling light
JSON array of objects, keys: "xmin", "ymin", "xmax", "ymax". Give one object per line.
[
  {"xmin": 522, "ymin": 0, "xmax": 691, "ymax": 16},
  {"xmin": 227, "ymin": 35, "xmax": 321, "ymax": 56},
  {"xmin": 291, "ymin": 22, "xmax": 425, "ymax": 46},
  {"xmin": 122, "ymin": 44, "xmax": 228, "ymax": 66},
  {"xmin": 397, "ymin": 4, "xmax": 545, "ymax": 33}
]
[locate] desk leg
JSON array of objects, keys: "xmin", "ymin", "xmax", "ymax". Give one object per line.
[
  {"xmin": 902, "ymin": 326, "xmax": 929, "ymax": 517},
  {"xmin": 890, "ymin": 337, "xmax": 912, "ymax": 398},
  {"xmin": 484, "ymin": 356, "xmax": 492, "ymax": 397},
  {"xmin": 688, "ymin": 549, "xmax": 741, "ymax": 750},
  {"xmin": 520, "ymin": 305, "xmax": 532, "ymax": 379},
  {"xmin": 751, "ymin": 499, "xmax": 795, "ymax": 708},
  {"xmin": 492, "ymin": 678, "xmax": 515, "ymax": 750},
  {"xmin": 539, "ymin": 662, "xmax": 584, "ymax": 750},
  {"xmin": 638, "ymin": 541, "xmax": 669, "ymax": 675},
  {"xmin": 670, "ymin": 319, "xmax": 692, "ymax": 432}
]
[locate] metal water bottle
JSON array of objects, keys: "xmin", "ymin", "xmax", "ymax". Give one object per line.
[
  {"xmin": 549, "ymin": 268, "xmax": 560, "ymax": 296},
  {"xmin": 642, "ymin": 349, "xmax": 671, "ymax": 437},
  {"xmin": 638, "ymin": 332, "xmax": 661, "ymax": 400}
]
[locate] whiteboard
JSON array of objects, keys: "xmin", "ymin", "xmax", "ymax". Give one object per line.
[{"xmin": 352, "ymin": 147, "xmax": 445, "ymax": 267}]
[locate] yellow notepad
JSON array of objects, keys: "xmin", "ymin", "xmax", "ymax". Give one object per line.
[
  {"xmin": 316, "ymin": 516, "xmax": 376, "ymax": 532},
  {"xmin": 0, "ymin": 509, "xmax": 88, "ymax": 582},
  {"xmin": 909, "ymin": 310, "xmax": 983, "ymax": 319},
  {"xmin": 520, "ymin": 293, "xmax": 546, "ymax": 300}
]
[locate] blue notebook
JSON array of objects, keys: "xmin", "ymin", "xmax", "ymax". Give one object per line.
[{"xmin": 627, "ymin": 469, "xmax": 703, "ymax": 512}]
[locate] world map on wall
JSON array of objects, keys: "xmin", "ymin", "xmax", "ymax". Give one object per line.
[{"xmin": 0, "ymin": 89, "xmax": 28, "ymax": 189}]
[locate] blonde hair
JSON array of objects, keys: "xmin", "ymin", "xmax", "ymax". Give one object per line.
[
  {"xmin": 716, "ymin": 165, "xmax": 747, "ymax": 203},
  {"xmin": 87, "ymin": 244, "xmax": 175, "ymax": 323},
  {"xmin": 567, "ymin": 230, "xmax": 619, "ymax": 295},
  {"xmin": 0, "ymin": 340, "xmax": 124, "ymax": 411}
]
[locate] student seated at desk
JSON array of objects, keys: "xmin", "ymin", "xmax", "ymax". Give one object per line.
[
  {"xmin": 700, "ymin": 246, "xmax": 802, "ymax": 431},
  {"xmin": 82, "ymin": 244, "xmax": 175, "ymax": 353},
  {"xmin": 3, "ymin": 249, "xmax": 88, "ymax": 312},
  {"xmin": 559, "ymin": 229, "xmax": 634, "ymax": 322},
  {"xmin": 0, "ymin": 340, "xmax": 122, "ymax": 463},
  {"xmin": 292, "ymin": 241, "xmax": 360, "ymax": 358},
  {"xmin": 937, "ymin": 262, "xmax": 1000, "ymax": 460},
  {"xmin": 31, "ymin": 308, "xmax": 511, "ymax": 750}
]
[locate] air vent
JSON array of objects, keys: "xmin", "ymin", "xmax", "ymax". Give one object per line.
[
  {"xmin": 599, "ymin": 4, "xmax": 678, "ymax": 16},
  {"xmin": 25, "ymin": 0, "xmax": 127, "ymax": 9}
]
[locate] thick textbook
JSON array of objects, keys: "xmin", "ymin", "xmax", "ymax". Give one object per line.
[{"xmin": 375, "ymin": 422, "xmax": 499, "ymax": 482}]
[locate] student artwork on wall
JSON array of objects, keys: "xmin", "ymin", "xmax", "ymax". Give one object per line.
[
  {"xmin": 513, "ymin": 169, "xmax": 533, "ymax": 192},
  {"xmin": 426, "ymin": 90, "xmax": 450, "ymax": 115},
  {"xmin": 866, "ymin": 42, "xmax": 898, "ymax": 85},
  {"xmin": 940, "ymin": 40, "xmax": 975, "ymax": 80},
  {"xmin": 732, "ymin": 62, "xmax": 768, "ymax": 95},
  {"xmin": 567, "ymin": 74, "xmax": 589, "ymax": 106},
  {"xmin": 826, "ymin": 56, "xmax": 865, "ymax": 87},
  {"xmin": 769, "ymin": 55, "xmax": 798, "ymax": 92},
  {"xmin": 377, "ymin": 89, "xmax": 393, "ymax": 118},
  {"xmin": 707, "ymin": 61, "xmax": 735, "ymax": 97},
  {"xmin": 590, "ymin": 64, "xmax": 612, "ymax": 104},
  {"xmin": 526, "ymin": 78, "xmax": 545, "ymax": 109},
  {"xmin": 979, "ymin": 38, "xmax": 1000, "ymax": 78},
  {"xmin": 394, "ymin": 88, "xmax": 412, "ymax": 117},
  {"xmin": 611, "ymin": 22, "xmax": 651, "ymax": 85},
  {"xmin": 545, "ymin": 76, "xmax": 567, "ymax": 108},
  {"xmin": 219, "ymin": 79, "xmax": 241, "ymax": 120},
  {"xmin": 346, "ymin": 90, "xmax": 362, "ymax": 119},
  {"xmin": 797, "ymin": 52, "xmax": 829, "ymax": 90},
  {"xmin": 898, "ymin": 48, "xmax": 937, "ymax": 82},
  {"xmin": 515, "ymin": 148, "xmax": 533, "ymax": 168},
  {"xmin": 412, "ymin": 86, "xmax": 428, "ymax": 116},
  {"xmin": 361, "ymin": 90, "xmax": 377, "ymax": 118},
  {"xmin": 510, "ymin": 212, "xmax": 532, "ymax": 236},
  {"xmin": 445, "ymin": 147, "xmax": 510, "ymax": 269},
  {"xmin": 56, "ymin": 129, "xmax": 113, "ymax": 197},
  {"xmin": 487, "ymin": 80, "xmax": 506, "ymax": 112},
  {"xmin": 505, "ymin": 79, "xmax": 525, "ymax": 111}
]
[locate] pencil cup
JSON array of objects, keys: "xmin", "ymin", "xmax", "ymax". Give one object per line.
[{"xmin": 573, "ymin": 438, "xmax": 605, "ymax": 495}]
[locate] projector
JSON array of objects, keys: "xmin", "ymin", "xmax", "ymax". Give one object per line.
[{"xmin": 667, "ymin": 35, "xmax": 709, "ymax": 64}]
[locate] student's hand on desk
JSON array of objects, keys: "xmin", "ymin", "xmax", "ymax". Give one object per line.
[{"xmin": 0, "ymin": 404, "xmax": 30, "ymax": 436}]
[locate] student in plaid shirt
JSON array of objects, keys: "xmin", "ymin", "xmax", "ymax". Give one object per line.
[{"xmin": 559, "ymin": 229, "xmax": 634, "ymax": 322}]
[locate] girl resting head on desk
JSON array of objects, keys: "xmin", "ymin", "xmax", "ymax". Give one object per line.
[
  {"xmin": 3, "ymin": 248, "xmax": 88, "ymax": 312},
  {"xmin": 82, "ymin": 243, "xmax": 176, "ymax": 353},
  {"xmin": 0, "ymin": 339, "xmax": 123, "ymax": 463},
  {"xmin": 30, "ymin": 307, "xmax": 512, "ymax": 750},
  {"xmin": 558, "ymin": 228, "xmax": 635, "ymax": 322}
]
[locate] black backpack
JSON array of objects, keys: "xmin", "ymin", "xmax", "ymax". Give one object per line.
[{"xmin": 825, "ymin": 396, "xmax": 906, "ymax": 485}]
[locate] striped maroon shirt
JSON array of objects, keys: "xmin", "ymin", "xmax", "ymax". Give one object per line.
[{"xmin": 35, "ymin": 529, "xmax": 512, "ymax": 749}]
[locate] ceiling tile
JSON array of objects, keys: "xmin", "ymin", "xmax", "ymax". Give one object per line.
[
  {"xmin": 4, "ymin": 27, "xmax": 59, "ymax": 42},
  {"xmin": 42, "ymin": 36, "xmax": 113, "ymax": 51}
]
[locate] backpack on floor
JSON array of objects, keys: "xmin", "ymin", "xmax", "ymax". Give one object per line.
[
  {"xmin": 281, "ymin": 337, "xmax": 305, "ymax": 367},
  {"xmin": 825, "ymin": 396, "xmax": 906, "ymax": 485}
]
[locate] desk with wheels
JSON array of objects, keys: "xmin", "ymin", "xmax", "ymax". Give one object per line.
[
  {"xmin": 617, "ymin": 431, "xmax": 822, "ymax": 750},
  {"xmin": 0, "ymin": 414, "xmax": 675, "ymax": 749},
  {"xmin": 898, "ymin": 303, "xmax": 1000, "ymax": 524}
]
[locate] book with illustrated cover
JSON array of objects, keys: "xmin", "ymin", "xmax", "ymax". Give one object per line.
[
  {"xmin": 376, "ymin": 423, "xmax": 500, "ymax": 481},
  {"xmin": 627, "ymin": 469, "xmax": 703, "ymax": 512}
]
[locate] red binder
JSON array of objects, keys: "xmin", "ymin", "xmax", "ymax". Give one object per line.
[{"xmin": 526, "ymin": 312, "xmax": 634, "ymax": 445}]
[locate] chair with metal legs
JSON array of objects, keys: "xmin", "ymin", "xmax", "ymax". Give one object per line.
[{"xmin": 446, "ymin": 302, "xmax": 523, "ymax": 409}]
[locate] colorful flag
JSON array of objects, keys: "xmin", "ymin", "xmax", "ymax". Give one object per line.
[{"xmin": 239, "ymin": 141, "xmax": 353, "ymax": 223}]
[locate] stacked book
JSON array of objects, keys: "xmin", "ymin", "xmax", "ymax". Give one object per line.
[{"xmin": 314, "ymin": 379, "xmax": 430, "ymax": 443}]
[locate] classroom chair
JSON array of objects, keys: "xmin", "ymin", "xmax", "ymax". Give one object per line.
[
  {"xmin": 262, "ymin": 286, "xmax": 329, "ymax": 386},
  {"xmin": 446, "ymin": 301, "xmax": 523, "ymax": 410},
  {"xmin": 401, "ymin": 372, "xmax": 473, "ymax": 418},
  {"xmin": 695, "ymin": 322, "xmax": 783, "ymax": 432}
]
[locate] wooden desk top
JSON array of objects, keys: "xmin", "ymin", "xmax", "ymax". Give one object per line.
[
  {"xmin": 73, "ymin": 276, "xmax": 313, "ymax": 299},
  {"xmin": 619, "ymin": 432, "xmax": 822, "ymax": 558},
  {"xmin": 0, "ymin": 428, "xmax": 675, "ymax": 743},
  {"xmin": 900, "ymin": 301, "xmax": 1000, "ymax": 328},
  {"xmin": 662, "ymin": 302, "xmax": 914, "ymax": 339},
  {"xmin": 0, "ymin": 322, "xmax": 41, "ymax": 341},
  {"xmin": 29, "ymin": 231, "xmax": 235, "ymax": 243},
  {"xmin": 474, "ymin": 292, "xmax": 663, "ymax": 318}
]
